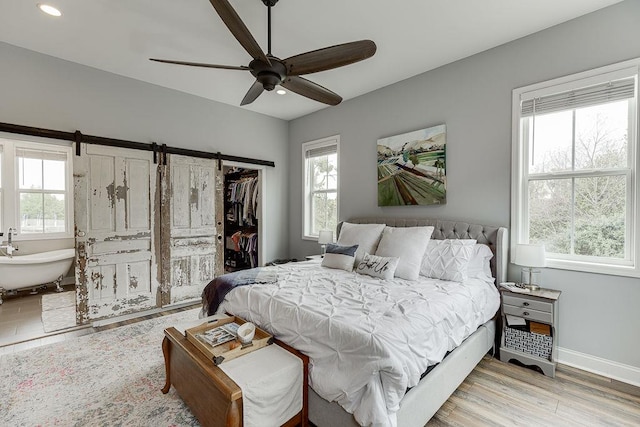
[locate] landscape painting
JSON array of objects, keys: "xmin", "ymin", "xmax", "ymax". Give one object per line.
[{"xmin": 377, "ymin": 125, "xmax": 446, "ymax": 206}]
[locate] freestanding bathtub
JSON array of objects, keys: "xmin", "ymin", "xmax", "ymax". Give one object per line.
[{"xmin": 0, "ymin": 248, "xmax": 75, "ymax": 304}]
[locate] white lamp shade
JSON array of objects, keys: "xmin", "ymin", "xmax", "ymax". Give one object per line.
[
  {"xmin": 317, "ymin": 230, "xmax": 333, "ymax": 245},
  {"xmin": 515, "ymin": 243, "xmax": 546, "ymax": 268}
]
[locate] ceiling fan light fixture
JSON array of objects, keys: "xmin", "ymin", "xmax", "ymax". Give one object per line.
[
  {"xmin": 276, "ymin": 89, "xmax": 286, "ymax": 95},
  {"xmin": 37, "ymin": 3, "xmax": 62, "ymax": 17},
  {"xmin": 258, "ymin": 73, "xmax": 282, "ymax": 91}
]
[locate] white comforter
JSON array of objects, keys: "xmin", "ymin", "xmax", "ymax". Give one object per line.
[{"xmin": 218, "ymin": 261, "xmax": 500, "ymax": 427}]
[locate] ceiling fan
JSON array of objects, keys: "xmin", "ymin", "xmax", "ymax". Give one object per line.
[{"xmin": 150, "ymin": 0, "xmax": 376, "ymax": 106}]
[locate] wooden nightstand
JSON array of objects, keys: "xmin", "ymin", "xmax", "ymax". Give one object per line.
[{"xmin": 499, "ymin": 287, "xmax": 561, "ymax": 377}]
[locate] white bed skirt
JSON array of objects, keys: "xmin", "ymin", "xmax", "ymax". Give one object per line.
[{"xmin": 308, "ymin": 319, "xmax": 496, "ymax": 427}]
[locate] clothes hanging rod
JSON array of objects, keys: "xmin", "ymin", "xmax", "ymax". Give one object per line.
[{"xmin": 0, "ymin": 121, "xmax": 275, "ymax": 167}]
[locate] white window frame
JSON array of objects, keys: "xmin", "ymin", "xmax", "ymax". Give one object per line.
[
  {"xmin": 302, "ymin": 135, "xmax": 340, "ymax": 240},
  {"xmin": 511, "ymin": 59, "xmax": 640, "ymax": 278},
  {"xmin": 0, "ymin": 145, "xmax": 3, "ymax": 234},
  {"xmin": 0, "ymin": 133, "xmax": 74, "ymax": 241}
]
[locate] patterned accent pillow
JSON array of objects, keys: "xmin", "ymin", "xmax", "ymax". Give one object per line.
[
  {"xmin": 321, "ymin": 243, "xmax": 359, "ymax": 271},
  {"xmin": 420, "ymin": 239, "xmax": 477, "ymax": 282},
  {"xmin": 375, "ymin": 226, "xmax": 434, "ymax": 280},
  {"xmin": 356, "ymin": 253, "xmax": 399, "ymax": 280}
]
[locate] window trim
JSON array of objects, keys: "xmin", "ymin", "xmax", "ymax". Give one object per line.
[
  {"xmin": 0, "ymin": 133, "xmax": 74, "ymax": 241},
  {"xmin": 511, "ymin": 58, "xmax": 640, "ymax": 278},
  {"xmin": 0, "ymin": 146, "xmax": 3, "ymax": 233},
  {"xmin": 301, "ymin": 135, "xmax": 340, "ymax": 241}
]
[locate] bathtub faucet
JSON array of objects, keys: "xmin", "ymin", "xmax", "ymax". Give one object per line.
[{"xmin": 0, "ymin": 227, "xmax": 18, "ymax": 257}]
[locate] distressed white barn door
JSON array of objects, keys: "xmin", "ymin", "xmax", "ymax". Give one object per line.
[
  {"xmin": 74, "ymin": 144, "xmax": 159, "ymax": 322},
  {"xmin": 160, "ymin": 154, "xmax": 223, "ymax": 305}
]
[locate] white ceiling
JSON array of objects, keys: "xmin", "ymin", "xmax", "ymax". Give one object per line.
[{"xmin": 1, "ymin": 0, "xmax": 623, "ymax": 120}]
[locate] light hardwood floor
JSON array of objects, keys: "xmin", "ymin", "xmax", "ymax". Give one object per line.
[
  {"xmin": 2, "ymin": 303, "xmax": 638, "ymax": 426},
  {"xmin": 428, "ymin": 356, "xmax": 640, "ymax": 426}
]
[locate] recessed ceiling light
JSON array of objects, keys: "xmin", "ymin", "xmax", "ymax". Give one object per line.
[
  {"xmin": 37, "ymin": 4, "xmax": 62, "ymax": 17},
  {"xmin": 276, "ymin": 89, "xmax": 286, "ymax": 95}
]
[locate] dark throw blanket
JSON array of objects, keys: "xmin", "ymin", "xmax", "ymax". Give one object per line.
[{"xmin": 201, "ymin": 267, "xmax": 278, "ymax": 316}]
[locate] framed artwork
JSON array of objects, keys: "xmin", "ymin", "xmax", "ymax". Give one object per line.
[{"xmin": 377, "ymin": 124, "xmax": 446, "ymax": 206}]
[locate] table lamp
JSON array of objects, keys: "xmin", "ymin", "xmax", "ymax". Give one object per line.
[
  {"xmin": 317, "ymin": 230, "xmax": 333, "ymax": 256},
  {"xmin": 514, "ymin": 243, "xmax": 546, "ymax": 290}
]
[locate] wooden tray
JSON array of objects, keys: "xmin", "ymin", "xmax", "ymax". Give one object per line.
[{"xmin": 186, "ymin": 316, "xmax": 273, "ymax": 365}]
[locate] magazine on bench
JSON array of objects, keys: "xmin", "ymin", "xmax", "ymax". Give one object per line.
[{"xmin": 195, "ymin": 323, "xmax": 239, "ymax": 347}]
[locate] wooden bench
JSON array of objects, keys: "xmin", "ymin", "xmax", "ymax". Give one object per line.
[{"xmin": 162, "ymin": 327, "xmax": 309, "ymax": 427}]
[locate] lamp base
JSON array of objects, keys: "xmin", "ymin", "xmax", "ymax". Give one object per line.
[{"xmin": 520, "ymin": 267, "xmax": 541, "ymax": 290}]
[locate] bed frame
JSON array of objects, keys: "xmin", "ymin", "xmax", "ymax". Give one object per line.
[{"xmin": 309, "ymin": 217, "xmax": 508, "ymax": 427}]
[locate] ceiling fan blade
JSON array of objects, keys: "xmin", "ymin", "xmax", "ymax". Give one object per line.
[
  {"xmin": 240, "ymin": 80, "xmax": 265, "ymax": 106},
  {"xmin": 284, "ymin": 40, "xmax": 376, "ymax": 76},
  {"xmin": 149, "ymin": 58, "xmax": 249, "ymax": 71},
  {"xmin": 281, "ymin": 76, "xmax": 342, "ymax": 106},
  {"xmin": 209, "ymin": 0, "xmax": 270, "ymax": 65}
]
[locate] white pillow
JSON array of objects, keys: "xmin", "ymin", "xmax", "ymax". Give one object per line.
[
  {"xmin": 356, "ymin": 252, "xmax": 399, "ymax": 280},
  {"xmin": 375, "ymin": 226, "xmax": 434, "ymax": 280},
  {"xmin": 321, "ymin": 243, "xmax": 359, "ymax": 271},
  {"xmin": 467, "ymin": 244, "xmax": 494, "ymax": 279},
  {"xmin": 420, "ymin": 239, "xmax": 476, "ymax": 282},
  {"xmin": 336, "ymin": 222, "xmax": 386, "ymax": 266}
]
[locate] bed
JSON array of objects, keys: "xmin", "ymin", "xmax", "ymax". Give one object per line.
[{"xmin": 204, "ymin": 217, "xmax": 508, "ymax": 427}]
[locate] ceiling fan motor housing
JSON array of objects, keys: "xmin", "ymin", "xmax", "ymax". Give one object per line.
[{"xmin": 249, "ymin": 58, "xmax": 286, "ymax": 91}]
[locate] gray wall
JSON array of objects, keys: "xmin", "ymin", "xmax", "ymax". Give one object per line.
[
  {"xmin": 0, "ymin": 41, "xmax": 289, "ymax": 262},
  {"xmin": 288, "ymin": 1, "xmax": 640, "ymax": 369}
]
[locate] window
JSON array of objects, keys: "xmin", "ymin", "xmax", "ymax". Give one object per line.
[
  {"xmin": 17, "ymin": 147, "xmax": 68, "ymax": 234},
  {"xmin": 0, "ymin": 136, "xmax": 73, "ymax": 239},
  {"xmin": 512, "ymin": 60, "xmax": 639, "ymax": 277},
  {"xmin": 302, "ymin": 136, "xmax": 339, "ymax": 240}
]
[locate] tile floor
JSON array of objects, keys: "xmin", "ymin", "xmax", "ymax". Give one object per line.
[
  {"xmin": 0, "ymin": 285, "xmax": 93, "ymax": 354},
  {"xmin": 0, "ymin": 299, "xmax": 199, "ymax": 357}
]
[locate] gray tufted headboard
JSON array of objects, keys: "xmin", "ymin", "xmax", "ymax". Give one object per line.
[{"xmin": 337, "ymin": 217, "xmax": 508, "ymax": 286}]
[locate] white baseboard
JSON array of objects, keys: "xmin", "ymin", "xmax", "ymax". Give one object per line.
[{"xmin": 558, "ymin": 346, "xmax": 640, "ymax": 388}]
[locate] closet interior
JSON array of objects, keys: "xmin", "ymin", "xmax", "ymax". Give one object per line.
[{"xmin": 223, "ymin": 166, "xmax": 260, "ymax": 273}]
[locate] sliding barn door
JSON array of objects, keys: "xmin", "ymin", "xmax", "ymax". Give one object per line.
[
  {"xmin": 74, "ymin": 144, "xmax": 159, "ymax": 322},
  {"xmin": 160, "ymin": 154, "xmax": 223, "ymax": 305}
]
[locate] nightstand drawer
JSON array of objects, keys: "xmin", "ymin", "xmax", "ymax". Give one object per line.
[
  {"xmin": 503, "ymin": 295, "xmax": 553, "ymax": 313},
  {"xmin": 503, "ymin": 304, "xmax": 553, "ymax": 324}
]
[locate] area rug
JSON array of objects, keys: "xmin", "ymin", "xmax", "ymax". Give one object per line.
[
  {"xmin": 41, "ymin": 291, "xmax": 76, "ymax": 333},
  {"xmin": 1, "ymin": 308, "xmax": 202, "ymax": 426}
]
